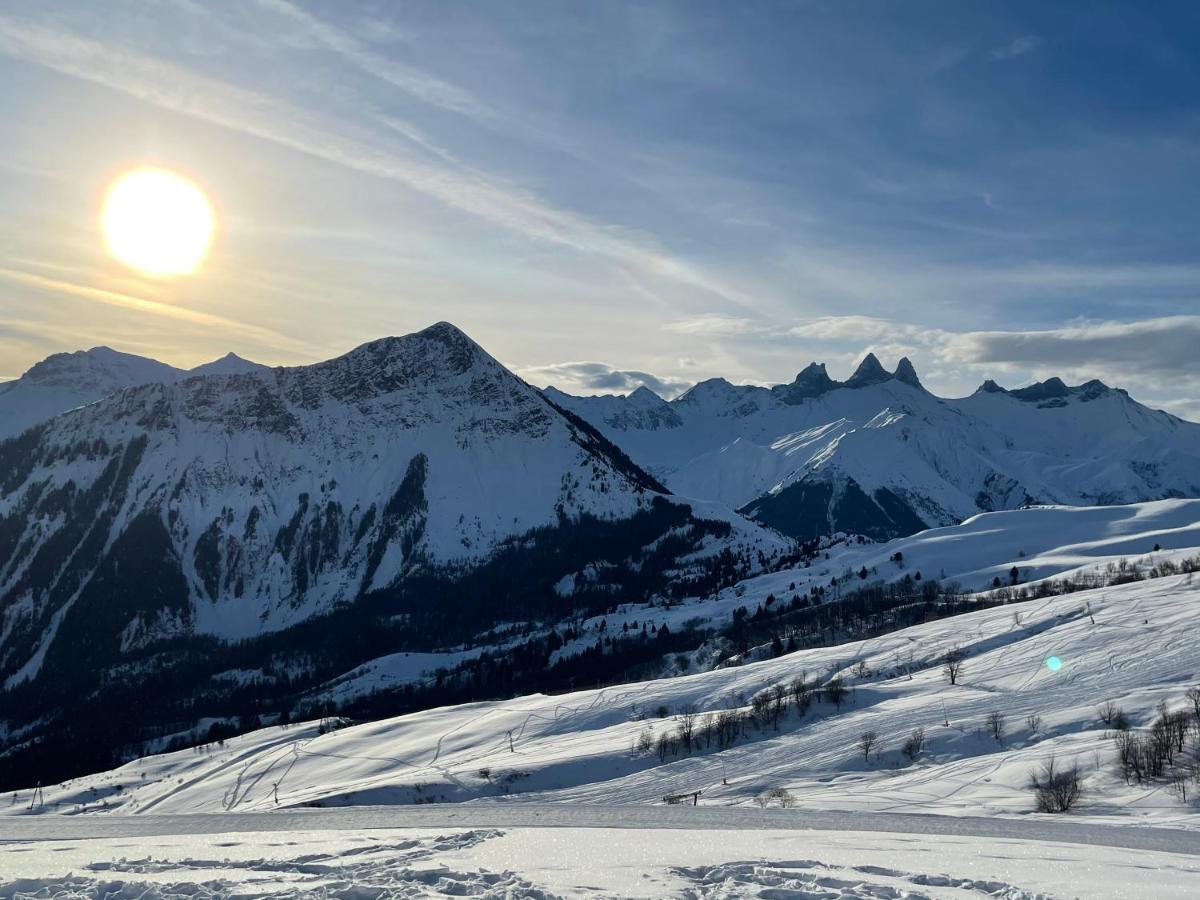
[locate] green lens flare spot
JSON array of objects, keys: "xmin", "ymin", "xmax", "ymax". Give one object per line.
[{"xmin": 1045, "ymin": 656, "xmax": 1063, "ymax": 672}]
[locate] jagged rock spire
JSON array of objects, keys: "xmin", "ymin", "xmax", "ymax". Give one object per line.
[
  {"xmin": 845, "ymin": 352, "xmax": 890, "ymax": 388},
  {"xmin": 776, "ymin": 362, "xmax": 837, "ymax": 404},
  {"xmin": 893, "ymin": 357, "xmax": 923, "ymax": 389}
]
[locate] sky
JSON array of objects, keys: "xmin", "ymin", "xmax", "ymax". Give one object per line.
[{"xmin": 0, "ymin": 1, "xmax": 1197, "ymax": 419}]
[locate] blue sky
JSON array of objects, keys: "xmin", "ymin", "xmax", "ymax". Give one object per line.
[{"xmin": 0, "ymin": 1, "xmax": 1197, "ymax": 417}]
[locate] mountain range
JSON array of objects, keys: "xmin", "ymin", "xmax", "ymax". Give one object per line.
[
  {"xmin": 1, "ymin": 321, "xmax": 1198, "ymax": 788},
  {"xmin": 550, "ymin": 354, "xmax": 1200, "ymax": 540}
]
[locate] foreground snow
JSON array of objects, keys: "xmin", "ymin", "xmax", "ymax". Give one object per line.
[{"xmin": 3, "ymin": 822, "xmax": 1199, "ymax": 898}]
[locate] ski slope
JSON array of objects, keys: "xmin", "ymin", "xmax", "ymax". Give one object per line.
[
  {"xmin": 546, "ymin": 498, "xmax": 1200, "ymax": 658},
  {"xmin": 8, "ymin": 509, "xmax": 1199, "ymax": 834}
]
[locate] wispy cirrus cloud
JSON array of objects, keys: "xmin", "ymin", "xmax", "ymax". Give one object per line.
[
  {"xmin": 0, "ymin": 266, "xmax": 315, "ymax": 354},
  {"xmin": 250, "ymin": 0, "xmax": 490, "ymax": 121},
  {"xmin": 0, "ymin": 12, "xmax": 747, "ymax": 312},
  {"xmin": 990, "ymin": 35, "xmax": 1042, "ymax": 61}
]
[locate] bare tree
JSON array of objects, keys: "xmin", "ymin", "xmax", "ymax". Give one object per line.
[
  {"xmin": 1029, "ymin": 756, "xmax": 1082, "ymax": 812},
  {"xmin": 942, "ymin": 647, "xmax": 967, "ymax": 685},
  {"xmin": 789, "ymin": 674, "xmax": 811, "ymax": 715},
  {"xmin": 825, "ymin": 675, "xmax": 848, "ymax": 708},
  {"xmin": 751, "ymin": 691, "xmax": 773, "ymax": 728},
  {"xmin": 1098, "ymin": 701, "xmax": 1119, "ymax": 725},
  {"xmin": 858, "ymin": 730, "xmax": 878, "ymax": 762},
  {"xmin": 1168, "ymin": 767, "xmax": 1190, "ymax": 803},
  {"xmin": 986, "ymin": 711, "xmax": 1006, "ymax": 743},
  {"xmin": 655, "ymin": 732, "xmax": 674, "ymax": 762},
  {"xmin": 1186, "ymin": 686, "xmax": 1200, "ymax": 724},
  {"xmin": 902, "ymin": 726, "xmax": 925, "ymax": 762},
  {"xmin": 634, "ymin": 728, "xmax": 654, "ymax": 757},
  {"xmin": 1025, "ymin": 713, "xmax": 1042, "ymax": 734},
  {"xmin": 770, "ymin": 684, "xmax": 787, "ymax": 730},
  {"xmin": 675, "ymin": 705, "xmax": 698, "ymax": 751}
]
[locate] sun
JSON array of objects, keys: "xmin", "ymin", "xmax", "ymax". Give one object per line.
[{"xmin": 101, "ymin": 168, "xmax": 215, "ymax": 277}]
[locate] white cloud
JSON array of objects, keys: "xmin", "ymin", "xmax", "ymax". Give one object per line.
[
  {"xmin": 938, "ymin": 316, "xmax": 1200, "ymax": 378},
  {"xmin": 517, "ymin": 360, "xmax": 691, "ymax": 398},
  {"xmin": 663, "ymin": 315, "xmax": 765, "ymax": 337},
  {"xmin": 251, "ymin": 0, "xmax": 489, "ymax": 121}
]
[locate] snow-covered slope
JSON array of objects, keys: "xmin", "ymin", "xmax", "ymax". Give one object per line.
[
  {"xmin": 549, "ymin": 356, "xmax": 1200, "ymax": 540},
  {"xmin": 0, "ymin": 347, "xmax": 269, "ymax": 441},
  {"xmin": 539, "ymin": 499, "xmax": 1200, "ymax": 653},
  {"xmin": 13, "ymin": 503, "xmax": 1200, "ymax": 836}
]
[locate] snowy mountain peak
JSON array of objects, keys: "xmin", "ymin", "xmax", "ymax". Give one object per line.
[
  {"xmin": 0, "ymin": 346, "xmax": 186, "ymax": 441},
  {"xmin": 1010, "ymin": 376, "xmax": 1070, "ymax": 402},
  {"xmin": 844, "ymin": 352, "xmax": 890, "ymax": 388},
  {"xmin": 292, "ymin": 321, "xmax": 503, "ymax": 407},
  {"xmin": 188, "ymin": 352, "xmax": 267, "ymax": 377},
  {"xmin": 628, "ymin": 385, "xmax": 665, "ymax": 405},
  {"xmin": 893, "ymin": 356, "xmax": 923, "ymax": 389},
  {"xmin": 676, "ymin": 377, "xmax": 744, "ymax": 407},
  {"xmin": 979, "ymin": 376, "xmax": 1120, "ymax": 406},
  {"xmin": 20, "ymin": 345, "xmax": 181, "ymax": 389},
  {"xmin": 775, "ymin": 361, "xmax": 836, "ymax": 404}
]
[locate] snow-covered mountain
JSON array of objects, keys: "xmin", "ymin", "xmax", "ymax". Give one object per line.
[
  {"xmin": 0, "ymin": 347, "xmax": 182, "ymax": 442},
  {"xmin": 0, "ymin": 323, "xmax": 786, "ymax": 786},
  {"xmin": 548, "ymin": 354, "xmax": 1200, "ymax": 540},
  {"xmin": 0, "ymin": 347, "xmax": 268, "ymax": 441}
]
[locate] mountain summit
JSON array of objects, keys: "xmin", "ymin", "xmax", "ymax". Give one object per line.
[{"xmin": 0, "ymin": 322, "xmax": 787, "ymax": 787}]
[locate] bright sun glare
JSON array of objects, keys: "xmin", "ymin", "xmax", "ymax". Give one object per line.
[{"xmin": 101, "ymin": 168, "xmax": 215, "ymax": 277}]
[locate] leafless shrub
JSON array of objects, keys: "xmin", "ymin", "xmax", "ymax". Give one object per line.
[
  {"xmin": 902, "ymin": 726, "xmax": 925, "ymax": 762},
  {"xmin": 755, "ymin": 787, "xmax": 795, "ymax": 808},
  {"xmin": 634, "ymin": 727, "xmax": 653, "ymax": 757},
  {"xmin": 1098, "ymin": 701, "xmax": 1119, "ymax": 725},
  {"xmin": 824, "ymin": 675, "xmax": 847, "ymax": 708},
  {"xmin": 1025, "ymin": 713, "xmax": 1042, "ymax": 733},
  {"xmin": 986, "ymin": 711, "xmax": 1006, "ymax": 743},
  {"xmin": 1029, "ymin": 756, "xmax": 1082, "ymax": 813}
]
